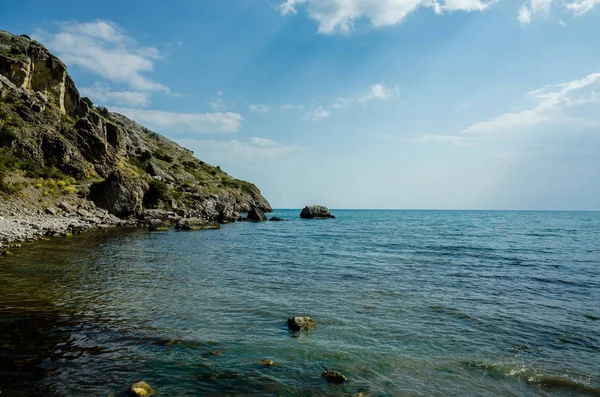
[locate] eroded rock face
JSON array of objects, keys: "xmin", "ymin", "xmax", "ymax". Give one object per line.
[
  {"xmin": 300, "ymin": 205, "xmax": 335, "ymax": 219},
  {"xmin": 287, "ymin": 316, "xmax": 317, "ymax": 331},
  {"xmin": 88, "ymin": 170, "xmax": 149, "ymax": 217}
]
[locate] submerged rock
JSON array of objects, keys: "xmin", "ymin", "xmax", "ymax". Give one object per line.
[
  {"xmin": 259, "ymin": 359, "xmax": 275, "ymax": 367},
  {"xmin": 248, "ymin": 207, "xmax": 267, "ymax": 222},
  {"xmin": 128, "ymin": 381, "xmax": 155, "ymax": 396},
  {"xmin": 269, "ymin": 217, "xmax": 286, "ymax": 222},
  {"xmin": 300, "ymin": 205, "xmax": 335, "ymax": 219},
  {"xmin": 287, "ymin": 316, "xmax": 317, "ymax": 331},
  {"xmin": 321, "ymin": 370, "xmax": 348, "ymax": 383}
]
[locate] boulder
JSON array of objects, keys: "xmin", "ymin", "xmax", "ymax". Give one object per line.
[
  {"xmin": 300, "ymin": 205, "xmax": 335, "ymax": 219},
  {"xmin": 248, "ymin": 207, "xmax": 267, "ymax": 222},
  {"xmin": 287, "ymin": 316, "xmax": 317, "ymax": 331},
  {"xmin": 269, "ymin": 217, "xmax": 286, "ymax": 222},
  {"xmin": 88, "ymin": 170, "xmax": 149, "ymax": 218},
  {"xmin": 175, "ymin": 217, "xmax": 220, "ymax": 231},
  {"xmin": 321, "ymin": 371, "xmax": 348, "ymax": 383},
  {"xmin": 128, "ymin": 381, "xmax": 155, "ymax": 397}
]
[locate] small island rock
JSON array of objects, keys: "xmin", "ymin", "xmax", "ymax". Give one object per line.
[
  {"xmin": 288, "ymin": 316, "xmax": 317, "ymax": 331},
  {"xmin": 321, "ymin": 371, "xmax": 348, "ymax": 383},
  {"xmin": 300, "ymin": 205, "xmax": 335, "ymax": 219},
  {"xmin": 128, "ymin": 381, "xmax": 155, "ymax": 397},
  {"xmin": 248, "ymin": 207, "xmax": 267, "ymax": 222}
]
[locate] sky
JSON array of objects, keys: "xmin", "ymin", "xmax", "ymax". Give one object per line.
[{"xmin": 1, "ymin": 0, "xmax": 599, "ymax": 210}]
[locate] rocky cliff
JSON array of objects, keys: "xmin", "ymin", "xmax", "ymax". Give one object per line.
[{"xmin": 0, "ymin": 29, "xmax": 271, "ymax": 224}]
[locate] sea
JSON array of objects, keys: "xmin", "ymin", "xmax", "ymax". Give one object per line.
[{"xmin": 1, "ymin": 210, "xmax": 599, "ymax": 396}]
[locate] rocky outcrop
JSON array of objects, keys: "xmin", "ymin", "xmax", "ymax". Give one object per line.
[
  {"xmin": 300, "ymin": 205, "xmax": 335, "ymax": 219},
  {"xmin": 88, "ymin": 170, "xmax": 149, "ymax": 217},
  {"xmin": 287, "ymin": 316, "xmax": 317, "ymax": 331},
  {"xmin": 0, "ymin": 29, "xmax": 272, "ymax": 227},
  {"xmin": 248, "ymin": 207, "xmax": 267, "ymax": 222}
]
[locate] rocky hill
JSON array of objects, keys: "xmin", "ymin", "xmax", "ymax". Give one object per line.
[{"xmin": 0, "ymin": 29, "xmax": 271, "ymax": 228}]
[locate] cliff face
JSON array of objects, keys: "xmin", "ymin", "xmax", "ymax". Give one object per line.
[{"xmin": 0, "ymin": 30, "xmax": 271, "ymax": 222}]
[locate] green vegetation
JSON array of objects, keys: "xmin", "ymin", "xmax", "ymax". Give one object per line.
[{"xmin": 0, "ymin": 124, "xmax": 17, "ymax": 147}]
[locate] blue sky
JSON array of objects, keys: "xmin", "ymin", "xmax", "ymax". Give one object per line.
[{"xmin": 2, "ymin": 0, "xmax": 600, "ymax": 209}]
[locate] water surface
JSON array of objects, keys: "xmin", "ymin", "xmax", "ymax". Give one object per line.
[{"xmin": 1, "ymin": 210, "xmax": 599, "ymax": 396}]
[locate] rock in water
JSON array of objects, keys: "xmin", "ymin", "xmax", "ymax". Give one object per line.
[
  {"xmin": 269, "ymin": 217, "xmax": 286, "ymax": 222},
  {"xmin": 128, "ymin": 381, "xmax": 155, "ymax": 396},
  {"xmin": 175, "ymin": 217, "xmax": 220, "ymax": 231},
  {"xmin": 259, "ymin": 359, "xmax": 275, "ymax": 367},
  {"xmin": 287, "ymin": 316, "xmax": 317, "ymax": 331},
  {"xmin": 321, "ymin": 371, "xmax": 348, "ymax": 383},
  {"xmin": 248, "ymin": 207, "xmax": 267, "ymax": 222},
  {"xmin": 300, "ymin": 205, "xmax": 335, "ymax": 219}
]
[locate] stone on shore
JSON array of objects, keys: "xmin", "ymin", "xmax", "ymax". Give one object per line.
[
  {"xmin": 300, "ymin": 205, "xmax": 335, "ymax": 219},
  {"xmin": 128, "ymin": 381, "xmax": 155, "ymax": 396},
  {"xmin": 287, "ymin": 316, "xmax": 317, "ymax": 331},
  {"xmin": 248, "ymin": 207, "xmax": 267, "ymax": 222},
  {"xmin": 321, "ymin": 371, "xmax": 348, "ymax": 383}
]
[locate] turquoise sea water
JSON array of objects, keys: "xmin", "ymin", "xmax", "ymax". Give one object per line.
[{"xmin": 1, "ymin": 210, "xmax": 599, "ymax": 396}]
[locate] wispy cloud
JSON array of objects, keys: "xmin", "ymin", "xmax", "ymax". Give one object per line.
[
  {"xmin": 307, "ymin": 84, "xmax": 398, "ymax": 121},
  {"xmin": 210, "ymin": 91, "xmax": 234, "ymax": 111},
  {"xmin": 248, "ymin": 104, "xmax": 271, "ymax": 113},
  {"xmin": 305, "ymin": 106, "xmax": 330, "ymax": 120},
  {"xmin": 33, "ymin": 20, "xmax": 169, "ymax": 93},
  {"xmin": 80, "ymin": 83, "xmax": 151, "ymax": 108},
  {"xmin": 463, "ymin": 72, "xmax": 600, "ymax": 134},
  {"xmin": 109, "ymin": 107, "xmax": 244, "ymax": 133},
  {"xmin": 277, "ymin": 0, "xmax": 490, "ymax": 34}
]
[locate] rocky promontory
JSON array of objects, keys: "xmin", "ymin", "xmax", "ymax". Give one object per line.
[{"xmin": 0, "ymin": 29, "xmax": 272, "ymax": 245}]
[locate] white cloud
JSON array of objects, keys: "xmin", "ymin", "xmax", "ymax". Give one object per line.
[
  {"xmin": 559, "ymin": 19, "xmax": 567, "ymax": 26},
  {"xmin": 109, "ymin": 107, "xmax": 244, "ymax": 133},
  {"xmin": 566, "ymin": 0, "xmax": 600, "ymax": 14},
  {"xmin": 277, "ymin": 0, "xmax": 490, "ymax": 34},
  {"xmin": 464, "ymin": 72, "xmax": 600, "ymax": 134},
  {"xmin": 180, "ymin": 138, "xmax": 303, "ymax": 163},
  {"xmin": 518, "ymin": 4, "xmax": 533, "ymax": 24},
  {"xmin": 33, "ymin": 20, "xmax": 169, "ymax": 93},
  {"xmin": 249, "ymin": 104, "xmax": 271, "ymax": 112},
  {"xmin": 412, "ymin": 133, "xmax": 470, "ymax": 145},
  {"xmin": 80, "ymin": 83, "xmax": 151, "ymax": 108},
  {"xmin": 305, "ymin": 106, "xmax": 331, "ymax": 120}
]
